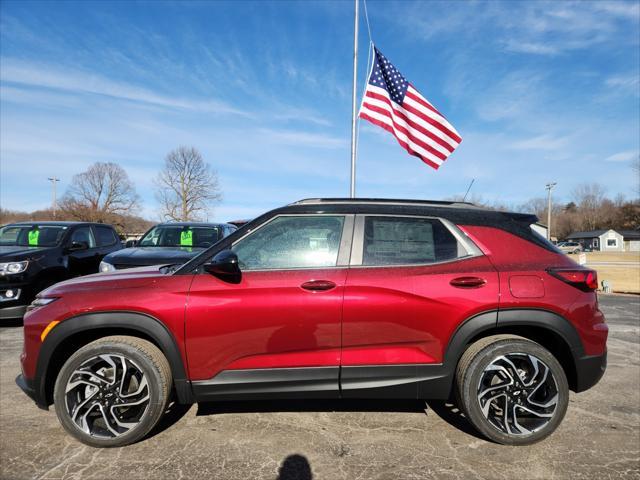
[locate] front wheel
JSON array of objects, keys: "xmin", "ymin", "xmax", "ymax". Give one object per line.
[
  {"xmin": 53, "ymin": 336, "xmax": 172, "ymax": 448},
  {"xmin": 456, "ymin": 335, "xmax": 569, "ymax": 445}
]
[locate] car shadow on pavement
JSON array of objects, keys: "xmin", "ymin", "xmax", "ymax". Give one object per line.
[
  {"xmin": 145, "ymin": 401, "xmax": 193, "ymax": 440},
  {"xmin": 192, "ymin": 398, "xmax": 485, "ymax": 441}
]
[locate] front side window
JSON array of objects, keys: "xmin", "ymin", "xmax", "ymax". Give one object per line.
[
  {"xmin": 70, "ymin": 227, "xmax": 96, "ymax": 248},
  {"xmin": 362, "ymin": 217, "xmax": 460, "ymax": 266},
  {"xmin": 232, "ymin": 215, "xmax": 345, "ymax": 270}
]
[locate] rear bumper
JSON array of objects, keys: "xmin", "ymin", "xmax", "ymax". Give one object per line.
[{"xmin": 574, "ymin": 350, "xmax": 607, "ymax": 392}]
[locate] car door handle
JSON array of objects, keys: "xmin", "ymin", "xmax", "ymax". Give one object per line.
[
  {"xmin": 300, "ymin": 280, "xmax": 336, "ymax": 291},
  {"xmin": 450, "ymin": 276, "xmax": 486, "ymax": 288}
]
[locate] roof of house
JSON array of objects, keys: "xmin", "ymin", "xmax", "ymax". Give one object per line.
[
  {"xmin": 567, "ymin": 229, "xmax": 640, "ymax": 240},
  {"xmin": 566, "ymin": 230, "xmax": 610, "ymax": 239}
]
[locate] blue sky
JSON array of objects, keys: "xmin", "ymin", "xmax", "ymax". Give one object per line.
[{"xmin": 1, "ymin": 0, "xmax": 638, "ymax": 221}]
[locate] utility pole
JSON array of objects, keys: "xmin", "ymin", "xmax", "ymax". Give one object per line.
[
  {"xmin": 545, "ymin": 182, "xmax": 557, "ymax": 241},
  {"xmin": 349, "ymin": 0, "xmax": 359, "ymax": 198},
  {"xmin": 48, "ymin": 177, "xmax": 60, "ymax": 218}
]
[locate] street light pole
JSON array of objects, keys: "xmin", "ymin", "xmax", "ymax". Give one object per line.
[
  {"xmin": 48, "ymin": 177, "xmax": 60, "ymax": 218},
  {"xmin": 545, "ymin": 182, "xmax": 557, "ymax": 241}
]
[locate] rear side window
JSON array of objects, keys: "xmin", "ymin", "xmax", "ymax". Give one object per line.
[
  {"xmin": 94, "ymin": 226, "xmax": 119, "ymax": 246},
  {"xmin": 363, "ymin": 217, "xmax": 460, "ymax": 266},
  {"xmin": 70, "ymin": 227, "xmax": 96, "ymax": 248}
]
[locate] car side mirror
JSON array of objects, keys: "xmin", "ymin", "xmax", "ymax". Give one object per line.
[
  {"xmin": 68, "ymin": 241, "xmax": 89, "ymax": 251},
  {"xmin": 125, "ymin": 240, "xmax": 137, "ymax": 248},
  {"xmin": 204, "ymin": 250, "xmax": 241, "ymax": 282}
]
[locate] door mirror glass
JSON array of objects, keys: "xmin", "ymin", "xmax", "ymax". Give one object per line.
[{"xmin": 204, "ymin": 250, "xmax": 241, "ymax": 281}]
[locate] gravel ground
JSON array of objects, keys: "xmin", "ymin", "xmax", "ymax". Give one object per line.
[{"xmin": 1, "ymin": 295, "xmax": 638, "ymax": 480}]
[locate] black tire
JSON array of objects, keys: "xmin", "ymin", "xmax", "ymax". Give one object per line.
[
  {"xmin": 455, "ymin": 335, "xmax": 569, "ymax": 446},
  {"xmin": 53, "ymin": 335, "xmax": 172, "ymax": 448}
]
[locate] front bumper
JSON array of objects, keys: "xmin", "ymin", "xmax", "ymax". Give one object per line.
[
  {"xmin": 574, "ymin": 349, "xmax": 607, "ymax": 392},
  {"xmin": 0, "ymin": 304, "xmax": 27, "ymax": 320},
  {"xmin": 15, "ymin": 374, "xmax": 38, "ymax": 404}
]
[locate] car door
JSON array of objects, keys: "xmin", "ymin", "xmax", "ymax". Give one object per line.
[
  {"xmin": 66, "ymin": 226, "xmax": 99, "ymax": 276},
  {"xmin": 185, "ymin": 214, "xmax": 354, "ymax": 400},
  {"xmin": 341, "ymin": 215, "xmax": 499, "ymax": 398}
]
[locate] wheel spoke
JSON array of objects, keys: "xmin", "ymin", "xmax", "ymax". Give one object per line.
[
  {"xmin": 476, "ymin": 352, "xmax": 559, "ymax": 436},
  {"xmin": 64, "ymin": 353, "xmax": 151, "ymax": 439}
]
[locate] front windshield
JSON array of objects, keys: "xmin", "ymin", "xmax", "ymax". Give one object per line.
[
  {"xmin": 0, "ymin": 225, "xmax": 68, "ymax": 247},
  {"xmin": 138, "ymin": 225, "xmax": 222, "ymax": 248}
]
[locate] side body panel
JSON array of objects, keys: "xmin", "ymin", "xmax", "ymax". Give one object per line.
[{"xmin": 185, "ymin": 269, "xmax": 347, "ymax": 381}]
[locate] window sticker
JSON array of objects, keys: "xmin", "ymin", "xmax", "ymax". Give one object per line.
[
  {"xmin": 28, "ymin": 229, "xmax": 40, "ymax": 246},
  {"xmin": 180, "ymin": 229, "xmax": 193, "ymax": 246}
]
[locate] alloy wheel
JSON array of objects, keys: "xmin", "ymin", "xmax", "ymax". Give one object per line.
[
  {"xmin": 64, "ymin": 354, "xmax": 150, "ymax": 439},
  {"xmin": 476, "ymin": 353, "xmax": 559, "ymax": 436}
]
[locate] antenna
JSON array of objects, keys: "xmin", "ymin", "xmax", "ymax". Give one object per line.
[{"xmin": 463, "ymin": 179, "xmax": 475, "ymax": 202}]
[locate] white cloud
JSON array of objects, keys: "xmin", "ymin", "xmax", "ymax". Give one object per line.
[
  {"xmin": 508, "ymin": 134, "xmax": 570, "ymax": 150},
  {"xmin": 1, "ymin": 59, "xmax": 252, "ymax": 117},
  {"xmin": 605, "ymin": 150, "xmax": 639, "ymax": 163},
  {"xmin": 258, "ymin": 129, "xmax": 346, "ymax": 149},
  {"xmin": 503, "ymin": 40, "xmax": 559, "ymax": 56},
  {"xmin": 605, "ymin": 74, "xmax": 640, "ymax": 95}
]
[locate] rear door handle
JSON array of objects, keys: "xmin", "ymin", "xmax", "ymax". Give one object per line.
[
  {"xmin": 300, "ymin": 280, "xmax": 336, "ymax": 292},
  {"xmin": 450, "ymin": 276, "xmax": 486, "ymax": 288}
]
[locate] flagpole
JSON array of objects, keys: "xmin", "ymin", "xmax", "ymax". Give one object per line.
[{"xmin": 349, "ymin": 0, "xmax": 359, "ymax": 198}]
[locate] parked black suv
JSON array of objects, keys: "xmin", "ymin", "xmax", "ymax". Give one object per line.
[
  {"xmin": 99, "ymin": 222, "xmax": 236, "ymax": 271},
  {"xmin": 0, "ymin": 221, "xmax": 122, "ymax": 320}
]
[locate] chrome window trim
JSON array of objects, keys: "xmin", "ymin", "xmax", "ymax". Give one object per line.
[
  {"xmin": 349, "ymin": 214, "xmax": 482, "ymax": 268},
  {"xmin": 230, "ymin": 213, "xmax": 354, "ymax": 272}
]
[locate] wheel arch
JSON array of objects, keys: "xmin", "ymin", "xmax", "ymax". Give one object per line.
[
  {"xmin": 444, "ymin": 309, "xmax": 583, "ymax": 393},
  {"xmin": 35, "ymin": 311, "xmax": 193, "ymax": 409}
]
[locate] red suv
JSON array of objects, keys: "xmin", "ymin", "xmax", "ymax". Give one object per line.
[{"xmin": 16, "ymin": 199, "xmax": 607, "ymax": 447}]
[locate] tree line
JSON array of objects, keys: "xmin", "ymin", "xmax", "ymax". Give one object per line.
[
  {"xmin": 1, "ymin": 146, "xmax": 222, "ymax": 234},
  {"xmin": 2, "ymin": 147, "xmax": 638, "ymax": 239}
]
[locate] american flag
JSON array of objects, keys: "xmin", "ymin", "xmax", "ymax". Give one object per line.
[{"xmin": 359, "ymin": 47, "xmax": 462, "ymax": 170}]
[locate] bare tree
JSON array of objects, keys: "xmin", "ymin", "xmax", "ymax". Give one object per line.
[
  {"xmin": 60, "ymin": 162, "xmax": 140, "ymax": 223},
  {"xmin": 571, "ymin": 183, "xmax": 607, "ymax": 231},
  {"xmin": 155, "ymin": 146, "xmax": 221, "ymax": 221}
]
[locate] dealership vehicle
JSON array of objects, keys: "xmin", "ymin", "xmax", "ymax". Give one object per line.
[
  {"xmin": 557, "ymin": 241, "xmax": 583, "ymax": 254},
  {"xmin": 0, "ymin": 222, "xmax": 122, "ymax": 321},
  {"xmin": 16, "ymin": 199, "xmax": 607, "ymax": 447},
  {"xmin": 99, "ymin": 222, "xmax": 237, "ymax": 271}
]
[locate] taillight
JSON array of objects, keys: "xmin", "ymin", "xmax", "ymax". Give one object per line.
[{"xmin": 548, "ymin": 268, "xmax": 598, "ymax": 292}]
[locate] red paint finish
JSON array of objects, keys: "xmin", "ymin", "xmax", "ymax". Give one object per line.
[
  {"xmin": 185, "ymin": 269, "xmax": 347, "ymax": 380},
  {"xmin": 341, "ymin": 256, "xmax": 499, "ymax": 365},
  {"xmin": 509, "ymin": 275, "xmax": 545, "ymax": 298},
  {"xmin": 21, "ymin": 268, "xmax": 193, "ymax": 379},
  {"xmin": 20, "ymin": 222, "xmax": 608, "ymax": 390}
]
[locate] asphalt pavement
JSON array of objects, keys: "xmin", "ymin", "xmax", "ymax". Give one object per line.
[{"xmin": 1, "ymin": 295, "xmax": 638, "ymax": 480}]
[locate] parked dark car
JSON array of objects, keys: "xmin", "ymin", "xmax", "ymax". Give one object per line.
[
  {"xmin": 99, "ymin": 222, "xmax": 237, "ymax": 271},
  {"xmin": 0, "ymin": 221, "xmax": 122, "ymax": 320},
  {"xmin": 17, "ymin": 199, "xmax": 606, "ymax": 447}
]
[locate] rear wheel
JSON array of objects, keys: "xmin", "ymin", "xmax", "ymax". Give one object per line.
[
  {"xmin": 53, "ymin": 336, "xmax": 172, "ymax": 448},
  {"xmin": 456, "ymin": 335, "xmax": 569, "ymax": 445}
]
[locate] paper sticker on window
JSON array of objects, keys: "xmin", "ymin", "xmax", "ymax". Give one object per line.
[
  {"xmin": 180, "ymin": 230, "xmax": 193, "ymax": 246},
  {"xmin": 28, "ymin": 229, "xmax": 40, "ymax": 246}
]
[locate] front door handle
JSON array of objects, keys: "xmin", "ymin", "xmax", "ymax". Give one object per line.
[
  {"xmin": 450, "ymin": 276, "xmax": 486, "ymax": 288},
  {"xmin": 300, "ymin": 280, "xmax": 336, "ymax": 292}
]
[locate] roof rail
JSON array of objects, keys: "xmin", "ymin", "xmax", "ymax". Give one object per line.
[{"xmin": 290, "ymin": 198, "xmax": 481, "ymax": 208}]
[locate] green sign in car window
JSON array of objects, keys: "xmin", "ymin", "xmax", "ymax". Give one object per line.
[
  {"xmin": 28, "ymin": 229, "xmax": 40, "ymax": 246},
  {"xmin": 180, "ymin": 229, "xmax": 193, "ymax": 246}
]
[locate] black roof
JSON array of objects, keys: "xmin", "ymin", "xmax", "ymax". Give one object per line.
[
  {"xmin": 567, "ymin": 229, "xmax": 640, "ymax": 240},
  {"xmin": 2, "ymin": 221, "xmax": 109, "ymax": 227}
]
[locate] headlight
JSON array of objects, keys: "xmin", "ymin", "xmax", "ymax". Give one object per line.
[
  {"xmin": 99, "ymin": 261, "xmax": 115, "ymax": 273},
  {"xmin": 27, "ymin": 296, "xmax": 59, "ymax": 312},
  {"xmin": 0, "ymin": 261, "xmax": 29, "ymax": 275}
]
